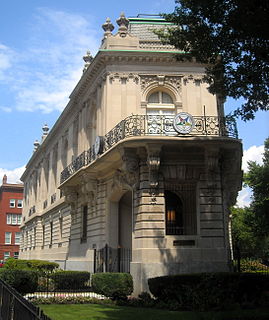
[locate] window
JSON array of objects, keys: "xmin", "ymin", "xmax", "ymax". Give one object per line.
[
  {"xmin": 59, "ymin": 217, "xmax": 63, "ymax": 240},
  {"xmin": 165, "ymin": 188, "xmax": 197, "ymax": 235},
  {"xmin": 4, "ymin": 252, "xmax": 10, "ymax": 260},
  {"xmin": 50, "ymin": 222, "xmax": 53, "ymax": 246},
  {"xmin": 9, "ymin": 199, "xmax": 15, "ymax": 208},
  {"xmin": 42, "ymin": 225, "xmax": 45, "ymax": 247},
  {"xmin": 14, "ymin": 252, "xmax": 19, "ymax": 259},
  {"xmin": 81, "ymin": 205, "xmax": 88, "ymax": 242},
  {"xmin": 17, "ymin": 199, "xmax": 23, "ymax": 208},
  {"xmin": 6, "ymin": 214, "xmax": 21, "ymax": 225},
  {"xmin": 147, "ymin": 90, "xmax": 176, "ymax": 135},
  {"xmin": 15, "ymin": 232, "xmax": 21, "ymax": 245},
  {"xmin": 5, "ymin": 232, "xmax": 12, "ymax": 244},
  {"xmin": 165, "ymin": 191, "xmax": 183, "ymax": 235}
]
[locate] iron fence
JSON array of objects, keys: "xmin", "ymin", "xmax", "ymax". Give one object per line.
[
  {"xmin": 94, "ymin": 245, "xmax": 131, "ymax": 273},
  {"xmin": 61, "ymin": 114, "xmax": 238, "ymax": 183},
  {"xmin": 0, "ymin": 279, "xmax": 51, "ymax": 320}
]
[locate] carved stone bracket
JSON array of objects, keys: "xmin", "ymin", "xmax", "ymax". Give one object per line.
[
  {"xmin": 62, "ymin": 186, "xmax": 78, "ymax": 221},
  {"xmin": 113, "ymin": 148, "xmax": 140, "ymax": 190},
  {"xmin": 183, "ymin": 74, "xmax": 204, "ymax": 85},
  {"xmin": 81, "ymin": 173, "xmax": 98, "ymax": 206},
  {"xmin": 147, "ymin": 145, "xmax": 162, "ymax": 189},
  {"xmin": 109, "ymin": 72, "xmax": 139, "ymax": 84},
  {"xmin": 204, "ymin": 148, "xmax": 220, "ymax": 189}
]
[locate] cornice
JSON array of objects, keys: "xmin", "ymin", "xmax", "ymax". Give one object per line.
[{"xmin": 22, "ymin": 49, "xmax": 206, "ymax": 180}]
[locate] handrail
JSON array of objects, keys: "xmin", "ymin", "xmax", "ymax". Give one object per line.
[{"xmin": 60, "ymin": 114, "xmax": 238, "ymax": 184}]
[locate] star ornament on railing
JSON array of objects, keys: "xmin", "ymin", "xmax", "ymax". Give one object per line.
[{"xmin": 173, "ymin": 112, "xmax": 195, "ymax": 134}]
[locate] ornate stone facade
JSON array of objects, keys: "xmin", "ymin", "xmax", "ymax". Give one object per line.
[{"xmin": 20, "ymin": 14, "xmax": 242, "ymax": 295}]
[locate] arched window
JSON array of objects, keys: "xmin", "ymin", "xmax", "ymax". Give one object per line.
[
  {"xmin": 165, "ymin": 191, "xmax": 183, "ymax": 235},
  {"xmin": 165, "ymin": 188, "xmax": 197, "ymax": 236},
  {"xmin": 147, "ymin": 90, "xmax": 175, "ymax": 116}
]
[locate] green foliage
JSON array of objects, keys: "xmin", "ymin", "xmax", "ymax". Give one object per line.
[
  {"xmin": 148, "ymin": 273, "xmax": 269, "ymax": 311},
  {"xmin": 160, "ymin": 0, "xmax": 269, "ymax": 120},
  {"xmin": 232, "ymin": 137, "xmax": 269, "ymax": 260},
  {"xmin": 0, "ymin": 269, "xmax": 38, "ymax": 294},
  {"xmin": 240, "ymin": 259, "xmax": 269, "ymax": 273},
  {"xmin": 91, "ymin": 273, "xmax": 133, "ymax": 300},
  {"xmin": 3, "ymin": 258, "xmax": 59, "ymax": 275},
  {"xmin": 50, "ymin": 271, "xmax": 91, "ymax": 290}
]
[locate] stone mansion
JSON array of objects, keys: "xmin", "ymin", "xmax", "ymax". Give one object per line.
[{"xmin": 20, "ymin": 14, "xmax": 242, "ymax": 294}]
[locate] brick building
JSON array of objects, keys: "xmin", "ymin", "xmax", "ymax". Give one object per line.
[{"xmin": 0, "ymin": 175, "xmax": 23, "ymax": 261}]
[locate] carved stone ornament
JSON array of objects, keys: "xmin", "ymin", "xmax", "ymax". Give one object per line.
[
  {"xmin": 81, "ymin": 174, "xmax": 98, "ymax": 206},
  {"xmin": 109, "ymin": 73, "xmax": 139, "ymax": 84},
  {"xmin": 183, "ymin": 74, "xmax": 204, "ymax": 85},
  {"xmin": 140, "ymin": 74, "xmax": 182, "ymax": 91},
  {"xmin": 204, "ymin": 148, "xmax": 220, "ymax": 189},
  {"xmin": 147, "ymin": 145, "xmax": 161, "ymax": 188},
  {"xmin": 113, "ymin": 148, "xmax": 140, "ymax": 190},
  {"xmin": 102, "ymin": 17, "xmax": 114, "ymax": 36},
  {"xmin": 116, "ymin": 12, "xmax": 129, "ymax": 37}
]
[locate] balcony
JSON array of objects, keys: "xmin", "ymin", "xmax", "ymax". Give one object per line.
[{"xmin": 60, "ymin": 114, "xmax": 238, "ymax": 184}]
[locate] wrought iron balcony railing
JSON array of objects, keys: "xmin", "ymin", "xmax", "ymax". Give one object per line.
[{"xmin": 60, "ymin": 114, "xmax": 238, "ymax": 184}]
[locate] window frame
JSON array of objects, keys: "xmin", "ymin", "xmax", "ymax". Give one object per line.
[
  {"xmin": 5, "ymin": 232, "xmax": 12, "ymax": 244},
  {"xmin": 17, "ymin": 199, "xmax": 23, "ymax": 208},
  {"xmin": 9, "ymin": 199, "xmax": 16, "ymax": 208},
  {"xmin": 15, "ymin": 232, "xmax": 21, "ymax": 245}
]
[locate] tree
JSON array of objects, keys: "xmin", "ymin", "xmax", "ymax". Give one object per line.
[
  {"xmin": 232, "ymin": 138, "xmax": 269, "ymax": 260},
  {"xmin": 244, "ymin": 137, "xmax": 269, "ymax": 237},
  {"xmin": 161, "ymin": 0, "xmax": 269, "ymax": 120}
]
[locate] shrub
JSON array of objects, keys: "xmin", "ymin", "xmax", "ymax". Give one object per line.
[
  {"xmin": 148, "ymin": 272, "xmax": 269, "ymax": 311},
  {"xmin": 92, "ymin": 273, "xmax": 133, "ymax": 300},
  {"xmin": 3, "ymin": 258, "xmax": 59, "ymax": 275},
  {"xmin": 50, "ymin": 271, "xmax": 91, "ymax": 290},
  {"xmin": 0, "ymin": 269, "xmax": 38, "ymax": 294},
  {"xmin": 240, "ymin": 259, "xmax": 269, "ymax": 272}
]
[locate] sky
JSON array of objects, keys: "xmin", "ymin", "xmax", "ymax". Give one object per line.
[{"xmin": 0, "ymin": 0, "xmax": 268, "ymax": 206}]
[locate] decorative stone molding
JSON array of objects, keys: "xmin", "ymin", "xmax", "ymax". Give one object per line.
[
  {"xmin": 62, "ymin": 186, "xmax": 78, "ymax": 221},
  {"xmin": 140, "ymin": 74, "xmax": 182, "ymax": 91},
  {"xmin": 146, "ymin": 144, "xmax": 162, "ymax": 188},
  {"xmin": 183, "ymin": 74, "xmax": 204, "ymax": 85},
  {"xmin": 81, "ymin": 173, "xmax": 98, "ymax": 206},
  {"xmin": 205, "ymin": 148, "xmax": 220, "ymax": 189},
  {"xmin": 112, "ymin": 147, "xmax": 140, "ymax": 190},
  {"xmin": 109, "ymin": 72, "xmax": 139, "ymax": 84}
]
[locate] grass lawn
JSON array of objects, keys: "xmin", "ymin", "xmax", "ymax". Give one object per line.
[{"xmin": 39, "ymin": 304, "xmax": 269, "ymax": 320}]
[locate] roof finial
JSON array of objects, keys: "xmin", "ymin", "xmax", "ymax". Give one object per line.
[
  {"xmin": 2, "ymin": 174, "xmax": 7, "ymax": 184},
  {"xmin": 41, "ymin": 123, "xmax": 49, "ymax": 142},
  {"xmin": 102, "ymin": 17, "xmax": 114, "ymax": 37},
  {"xmin": 83, "ymin": 50, "xmax": 93, "ymax": 72},
  {"xmin": 116, "ymin": 12, "xmax": 129, "ymax": 37},
  {"xmin": 33, "ymin": 139, "xmax": 40, "ymax": 152}
]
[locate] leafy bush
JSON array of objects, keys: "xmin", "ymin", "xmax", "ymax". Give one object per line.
[
  {"xmin": 3, "ymin": 258, "xmax": 59, "ymax": 275},
  {"xmin": 240, "ymin": 259, "xmax": 269, "ymax": 272},
  {"xmin": 92, "ymin": 273, "xmax": 133, "ymax": 300},
  {"xmin": 50, "ymin": 271, "xmax": 91, "ymax": 290},
  {"xmin": 0, "ymin": 269, "xmax": 38, "ymax": 294},
  {"xmin": 148, "ymin": 272, "xmax": 269, "ymax": 311}
]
